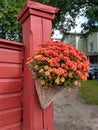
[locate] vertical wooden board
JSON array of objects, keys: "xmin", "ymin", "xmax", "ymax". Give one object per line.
[
  {"xmin": 43, "ymin": 104, "xmax": 54, "ymax": 130},
  {"xmin": 22, "ymin": 17, "xmax": 35, "ymax": 130},
  {"xmin": 0, "ymin": 79, "xmax": 22, "ymax": 94},
  {"xmin": 42, "ymin": 18, "xmax": 54, "ymax": 130},
  {"xmin": 0, "ymin": 109, "xmax": 21, "ymax": 127},
  {"xmin": 30, "ymin": 16, "xmax": 44, "ymax": 129},
  {"xmin": 30, "ymin": 15, "xmax": 43, "ymax": 51},
  {"xmin": 22, "ymin": 16, "xmax": 43, "ymax": 130},
  {"xmin": 0, "ymin": 63, "xmax": 22, "ymax": 78},
  {"xmin": 0, "ymin": 48, "xmax": 22, "ymax": 63},
  {"xmin": 42, "ymin": 18, "xmax": 52, "ymax": 41},
  {"xmin": 0, "ymin": 93, "xmax": 21, "ymax": 110}
]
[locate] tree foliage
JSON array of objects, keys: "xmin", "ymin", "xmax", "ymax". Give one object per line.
[
  {"xmin": 34, "ymin": 0, "xmax": 98, "ymax": 34},
  {"xmin": 0, "ymin": 0, "xmax": 25, "ymax": 41},
  {"xmin": 0, "ymin": 0, "xmax": 98, "ymax": 41}
]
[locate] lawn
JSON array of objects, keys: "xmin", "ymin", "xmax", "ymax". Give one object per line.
[{"xmin": 79, "ymin": 80, "xmax": 98, "ymax": 105}]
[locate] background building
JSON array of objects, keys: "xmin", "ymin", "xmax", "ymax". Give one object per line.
[{"xmin": 62, "ymin": 32, "xmax": 98, "ymax": 65}]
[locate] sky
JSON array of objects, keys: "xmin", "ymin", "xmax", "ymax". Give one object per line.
[
  {"xmin": 52, "ymin": 16, "xmax": 88, "ymax": 39},
  {"xmin": 70, "ymin": 16, "xmax": 88, "ymax": 33}
]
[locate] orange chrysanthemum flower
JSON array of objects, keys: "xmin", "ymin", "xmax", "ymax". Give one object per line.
[
  {"xmin": 40, "ymin": 80, "xmax": 45, "ymax": 85},
  {"xmin": 27, "ymin": 40, "xmax": 89, "ymax": 89}
]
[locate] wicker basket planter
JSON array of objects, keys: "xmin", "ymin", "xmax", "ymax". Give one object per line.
[{"xmin": 35, "ymin": 78, "xmax": 64, "ymax": 109}]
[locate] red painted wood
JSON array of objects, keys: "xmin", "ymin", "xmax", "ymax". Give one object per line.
[
  {"xmin": 0, "ymin": 39, "xmax": 23, "ymax": 129},
  {"xmin": 0, "ymin": 93, "xmax": 21, "ymax": 110},
  {"xmin": 17, "ymin": 1, "xmax": 59, "ymax": 130},
  {"xmin": 29, "ymin": 8, "xmax": 56, "ymax": 20},
  {"xmin": 0, "ymin": 43, "xmax": 23, "ymax": 51},
  {"xmin": 0, "ymin": 79, "xmax": 22, "ymax": 94},
  {"xmin": 0, "ymin": 48, "xmax": 22, "ymax": 63},
  {"xmin": 42, "ymin": 18, "xmax": 54, "ymax": 130},
  {"xmin": 0, "ymin": 38, "xmax": 23, "ymax": 51},
  {"xmin": 0, "ymin": 38, "xmax": 23, "ymax": 47},
  {"xmin": 0, "ymin": 123, "xmax": 21, "ymax": 130},
  {"xmin": 42, "ymin": 18, "xmax": 52, "ymax": 41},
  {"xmin": 21, "ymin": 16, "xmax": 43, "ymax": 130},
  {"xmin": 17, "ymin": 1, "xmax": 59, "ymax": 23},
  {"xmin": 0, "ymin": 108, "xmax": 21, "ymax": 127},
  {"xmin": 0, "ymin": 63, "xmax": 22, "ymax": 78}
]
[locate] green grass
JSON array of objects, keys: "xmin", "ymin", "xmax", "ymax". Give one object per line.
[{"xmin": 79, "ymin": 80, "xmax": 98, "ymax": 105}]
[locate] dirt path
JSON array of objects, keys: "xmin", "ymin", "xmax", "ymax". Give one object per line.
[{"xmin": 54, "ymin": 88, "xmax": 98, "ymax": 130}]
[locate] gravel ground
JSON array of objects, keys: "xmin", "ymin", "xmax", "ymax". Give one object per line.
[{"xmin": 54, "ymin": 88, "xmax": 98, "ymax": 130}]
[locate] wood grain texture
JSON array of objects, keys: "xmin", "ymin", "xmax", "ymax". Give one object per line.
[
  {"xmin": 0, "ymin": 93, "xmax": 21, "ymax": 110},
  {"xmin": 0, "ymin": 48, "xmax": 22, "ymax": 63},
  {"xmin": 0, "ymin": 63, "xmax": 22, "ymax": 78},
  {"xmin": 0, "ymin": 78, "xmax": 22, "ymax": 94},
  {"xmin": 0, "ymin": 38, "xmax": 23, "ymax": 129},
  {"xmin": 0, "ymin": 108, "xmax": 21, "ymax": 127},
  {"xmin": 0, "ymin": 123, "xmax": 21, "ymax": 130},
  {"xmin": 17, "ymin": 1, "xmax": 57, "ymax": 130}
]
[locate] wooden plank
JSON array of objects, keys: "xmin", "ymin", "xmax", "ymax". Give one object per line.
[
  {"xmin": 0, "ymin": 108, "xmax": 21, "ymax": 127},
  {"xmin": 0, "ymin": 93, "xmax": 21, "ymax": 110},
  {"xmin": 0, "ymin": 38, "xmax": 23, "ymax": 47},
  {"xmin": 0, "ymin": 48, "xmax": 22, "ymax": 63},
  {"xmin": 0, "ymin": 36, "xmax": 23, "ymax": 129},
  {"xmin": 42, "ymin": 18, "xmax": 54, "ymax": 130},
  {"xmin": 42, "ymin": 18, "xmax": 52, "ymax": 41},
  {"xmin": 0, "ymin": 43, "xmax": 23, "ymax": 51},
  {"xmin": 30, "ymin": 9, "xmax": 55, "ymax": 20},
  {"xmin": 0, "ymin": 63, "xmax": 22, "ymax": 78},
  {"xmin": 0, "ymin": 78, "xmax": 22, "ymax": 94},
  {"xmin": 17, "ymin": 1, "xmax": 58, "ymax": 23},
  {"xmin": 22, "ymin": 15, "xmax": 43, "ymax": 130},
  {"xmin": 0, "ymin": 123, "xmax": 21, "ymax": 130}
]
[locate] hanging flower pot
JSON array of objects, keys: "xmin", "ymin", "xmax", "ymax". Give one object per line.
[
  {"xmin": 27, "ymin": 40, "xmax": 90, "ymax": 109},
  {"xmin": 34, "ymin": 78, "xmax": 65, "ymax": 109}
]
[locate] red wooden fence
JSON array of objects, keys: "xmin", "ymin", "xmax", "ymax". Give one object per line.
[
  {"xmin": 0, "ymin": 39, "xmax": 23, "ymax": 130},
  {"xmin": 0, "ymin": 1, "xmax": 58, "ymax": 130}
]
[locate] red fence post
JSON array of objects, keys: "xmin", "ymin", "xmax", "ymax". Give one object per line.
[{"xmin": 17, "ymin": 1, "xmax": 59, "ymax": 130}]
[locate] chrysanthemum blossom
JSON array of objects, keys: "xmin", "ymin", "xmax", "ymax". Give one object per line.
[{"xmin": 27, "ymin": 40, "xmax": 90, "ymax": 89}]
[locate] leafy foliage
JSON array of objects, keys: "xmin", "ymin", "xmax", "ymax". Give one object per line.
[
  {"xmin": 34, "ymin": 0, "xmax": 98, "ymax": 34},
  {"xmin": 0, "ymin": 0, "xmax": 25, "ymax": 41}
]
